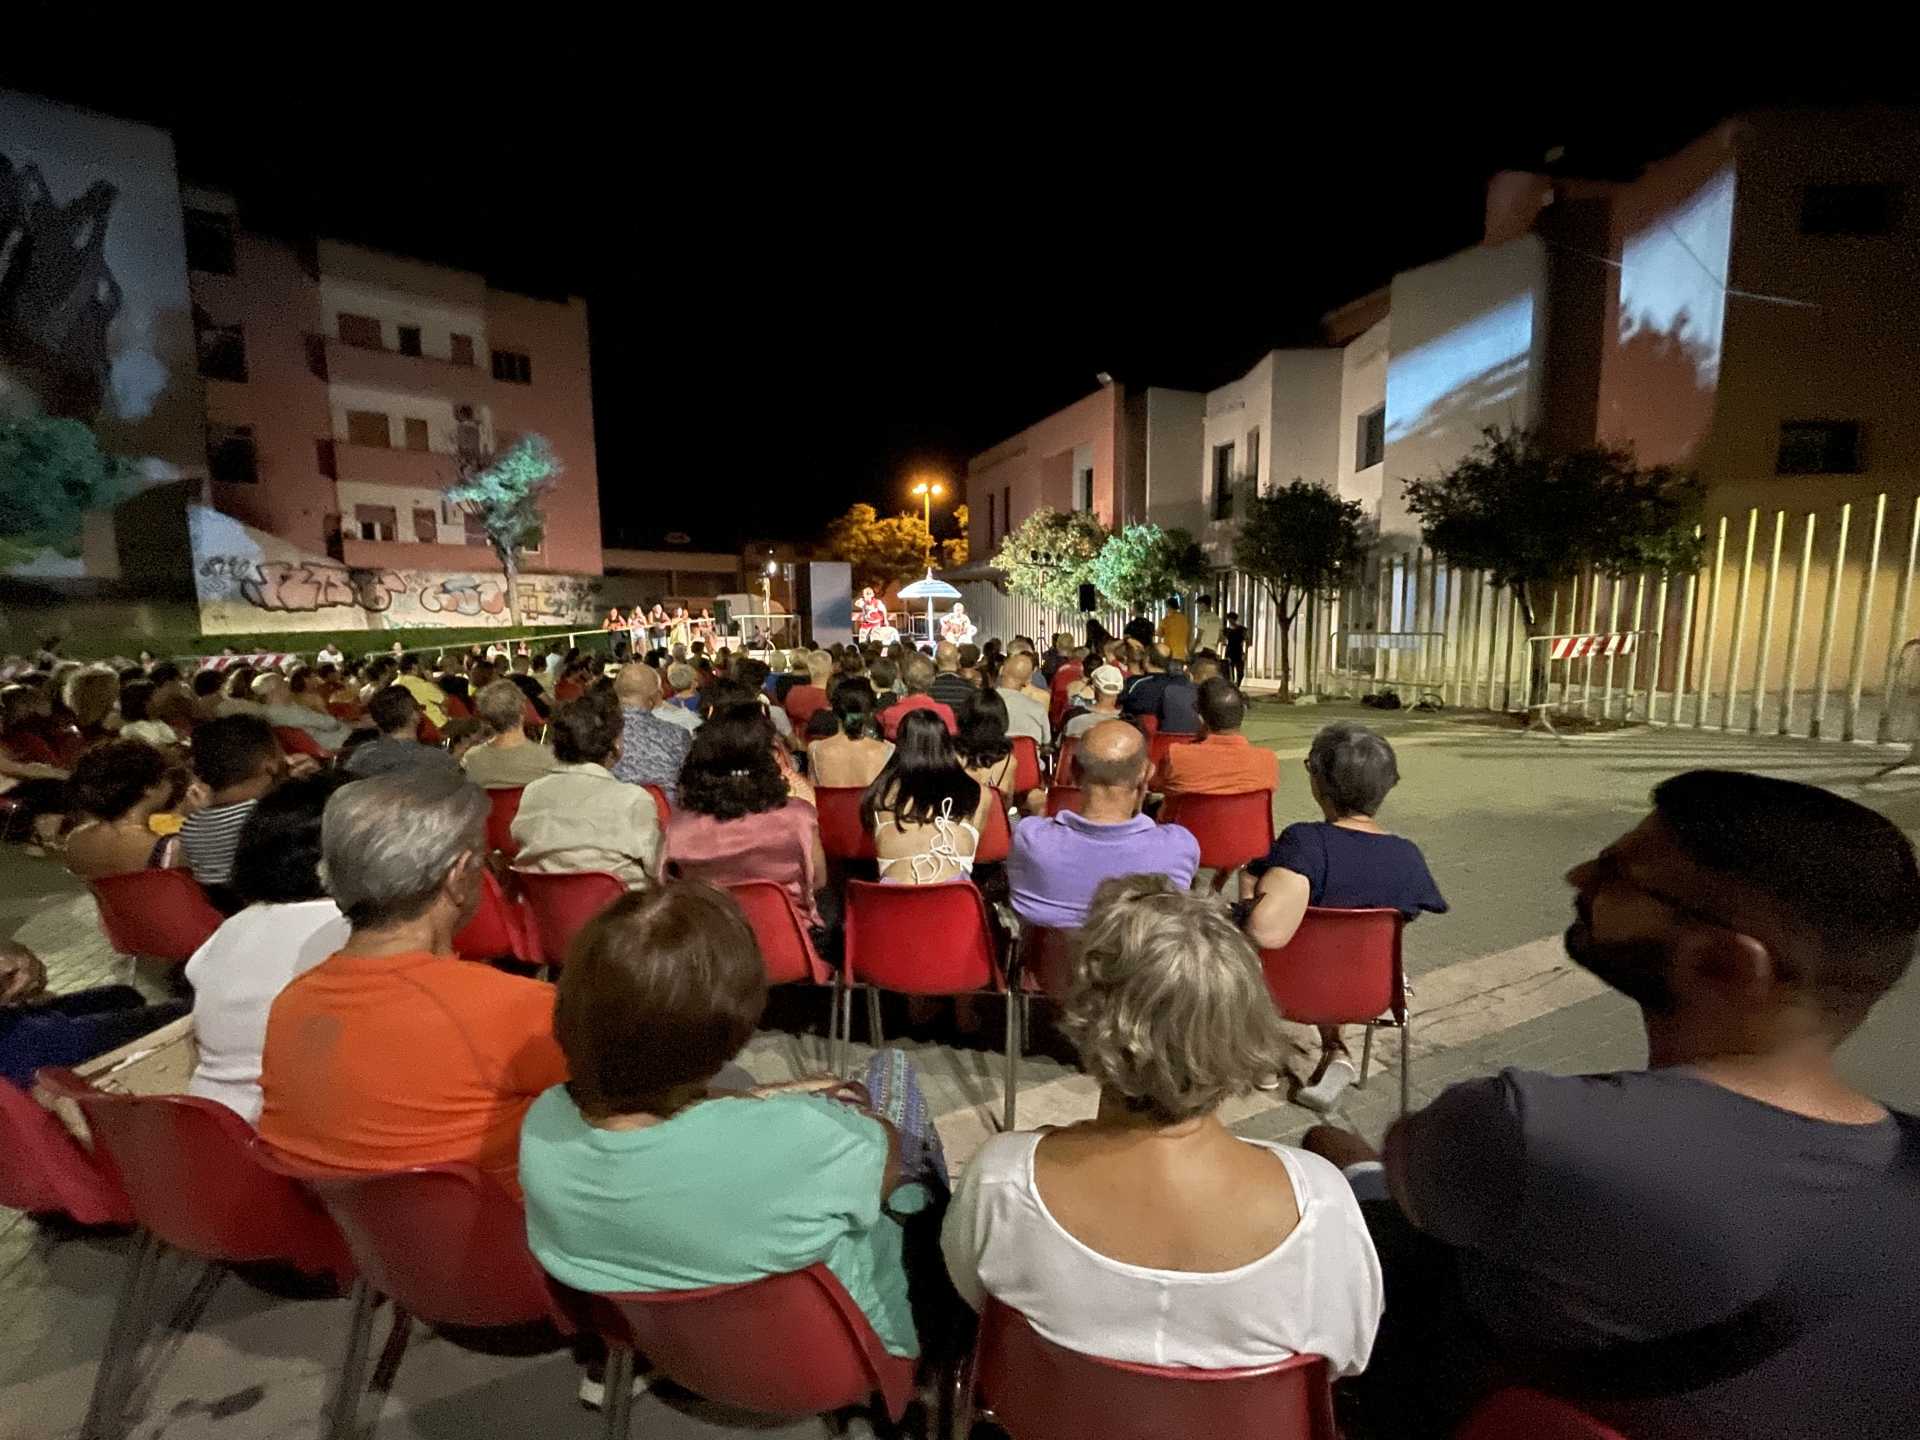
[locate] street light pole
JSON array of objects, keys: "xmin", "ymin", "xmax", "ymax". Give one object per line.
[{"xmin": 911, "ymin": 479, "xmax": 946, "ymax": 568}]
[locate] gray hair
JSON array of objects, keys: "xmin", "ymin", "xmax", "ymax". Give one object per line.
[
  {"xmin": 320, "ymin": 770, "xmax": 488, "ymax": 929},
  {"xmin": 474, "ymin": 679, "xmax": 528, "ymax": 731},
  {"xmin": 1059, "ymin": 875, "xmax": 1290, "ymax": 1124},
  {"xmin": 1304, "ymin": 722, "xmax": 1400, "ymax": 817}
]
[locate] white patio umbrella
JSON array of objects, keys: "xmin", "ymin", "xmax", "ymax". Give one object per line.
[{"xmin": 897, "ymin": 570, "xmax": 961, "ymax": 645}]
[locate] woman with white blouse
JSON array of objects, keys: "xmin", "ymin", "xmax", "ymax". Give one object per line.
[{"xmin": 941, "ymin": 874, "xmax": 1383, "ymax": 1375}]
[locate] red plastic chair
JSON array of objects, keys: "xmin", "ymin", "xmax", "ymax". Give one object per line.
[
  {"xmin": 1147, "ymin": 729, "xmax": 1197, "ymax": 770},
  {"xmin": 1137, "ymin": 713, "xmax": 1160, "ymax": 740},
  {"xmin": 452, "ymin": 868, "xmax": 533, "ymax": 964},
  {"xmin": 975, "ymin": 788, "xmax": 1014, "ymax": 864},
  {"xmin": 1048, "ymin": 663, "xmax": 1083, "ymax": 730},
  {"xmin": 642, "ymin": 783, "xmax": 672, "ymax": 824},
  {"xmin": 725, "ymin": 880, "xmax": 831, "ymax": 986},
  {"xmin": 957, "ymin": 1297, "xmax": 1337, "ymax": 1440},
  {"xmin": 273, "ymin": 725, "xmax": 333, "ymax": 762},
  {"xmin": 1014, "ymin": 924, "xmax": 1076, "ymax": 1001},
  {"xmin": 843, "ymin": 879, "xmax": 1019, "ymax": 1126},
  {"xmin": 326, "ymin": 699, "xmax": 362, "ymax": 721},
  {"xmin": 1159, "ymin": 789, "xmax": 1274, "ymax": 883},
  {"xmin": 483, "ymin": 785, "xmax": 525, "ymax": 857},
  {"xmin": 1455, "ymin": 1388, "xmax": 1631, "ymax": 1439},
  {"xmin": 551, "ymin": 1263, "xmax": 915, "ymax": 1438},
  {"xmin": 91, "ymin": 869, "xmax": 225, "ymax": 965},
  {"xmin": 1052, "ymin": 736, "xmax": 1080, "ymax": 784},
  {"xmin": 512, "ymin": 868, "xmax": 626, "ymax": 966},
  {"xmin": 1009, "ymin": 735, "xmax": 1043, "ymax": 795},
  {"xmin": 815, "ymin": 785, "xmax": 877, "ymax": 861},
  {"xmin": 36, "ymin": 1070, "xmax": 355, "ymax": 1439},
  {"xmin": 1044, "ymin": 785, "xmax": 1086, "ymax": 818},
  {"xmin": 1259, "ymin": 906, "xmax": 1411, "ymax": 1115},
  {"xmin": 0, "ymin": 1078, "xmax": 132, "ymax": 1226}
]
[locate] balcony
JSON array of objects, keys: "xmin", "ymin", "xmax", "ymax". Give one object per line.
[
  {"xmin": 323, "ymin": 440, "xmax": 460, "ymax": 490},
  {"xmin": 309, "ymin": 336, "xmax": 491, "ymax": 405}
]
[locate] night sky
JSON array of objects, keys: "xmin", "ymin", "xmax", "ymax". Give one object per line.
[{"xmin": 5, "ymin": 26, "xmax": 1904, "ymax": 553}]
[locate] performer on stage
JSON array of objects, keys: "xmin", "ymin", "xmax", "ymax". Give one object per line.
[
  {"xmin": 646, "ymin": 604, "xmax": 669, "ymax": 649},
  {"xmin": 668, "ymin": 605, "xmax": 692, "ymax": 650},
  {"xmin": 604, "ymin": 607, "xmax": 626, "ymax": 632},
  {"xmin": 693, "ymin": 607, "xmax": 717, "ymax": 648},
  {"xmin": 854, "ymin": 586, "xmax": 888, "ymax": 642},
  {"xmin": 939, "ymin": 602, "xmax": 976, "ymax": 647}
]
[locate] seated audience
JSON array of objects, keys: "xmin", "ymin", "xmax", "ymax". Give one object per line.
[
  {"xmin": 62, "ymin": 740, "xmax": 186, "ymax": 879},
  {"xmin": 1, "ymin": 683, "xmax": 60, "ymax": 765},
  {"xmin": 1245, "ymin": 722, "xmax": 1444, "ymax": 1110},
  {"xmin": 955, "ymin": 688, "xmax": 1018, "ymax": 795},
  {"xmin": 513, "ymin": 692, "xmax": 663, "ymax": 889},
  {"xmin": 1008, "ymin": 720, "xmax": 1199, "ymax": 929},
  {"xmin": 879, "ymin": 655, "xmax": 959, "ymax": 740},
  {"xmin": 461, "ymin": 680, "xmax": 559, "ymax": 789},
  {"xmin": 1047, "ymin": 647, "xmax": 1088, "ymax": 730},
  {"xmin": 179, "ymin": 715, "xmax": 294, "ymax": 901},
  {"xmin": 1060, "ymin": 663, "xmax": 1125, "ymax": 741},
  {"xmin": 186, "ymin": 775, "xmax": 351, "ymax": 1122},
  {"xmin": 392, "ymin": 653, "xmax": 450, "ymax": 727},
  {"xmin": 343, "ymin": 686, "xmax": 462, "ymax": 779},
  {"xmin": 260, "ymin": 771, "xmax": 563, "ymax": 1198},
  {"xmin": 608, "ymin": 663, "xmax": 693, "ymax": 800},
  {"xmin": 62, "ymin": 666, "xmax": 120, "ymax": 749},
  {"xmin": 863, "ymin": 708, "xmax": 996, "ymax": 885},
  {"xmin": 943, "ymin": 876, "xmax": 1382, "ymax": 1373},
  {"xmin": 1156, "ymin": 660, "xmax": 1200, "ymax": 734},
  {"xmin": 664, "ymin": 661, "xmax": 703, "ymax": 714},
  {"xmin": 783, "ymin": 652, "xmax": 833, "ymax": 731},
  {"xmin": 1158, "ymin": 679, "xmax": 1281, "ymax": 797},
  {"xmin": 666, "ymin": 706, "xmax": 826, "ymax": 928},
  {"xmin": 808, "ymin": 682, "xmax": 893, "ymax": 789},
  {"xmin": 1120, "ymin": 644, "xmax": 1174, "ymax": 723},
  {"xmin": 0, "ymin": 941, "xmax": 187, "ymax": 1089},
  {"xmin": 1307, "ymin": 770, "xmax": 1920, "ymax": 1439},
  {"xmin": 114, "ymin": 679, "xmax": 180, "ymax": 750},
  {"xmin": 237, "ymin": 671, "xmax": 355, "ymax": 750},
  {"xmin": 994, "ymin": 653, "xmax": 1052, "ymax": 746},
  {"xmin": 929, "ymin": 642, "xmax": 976, "ymax": 712},
  {"xmin": 868, "ymin": 656, "xmax": 902, "ymax": 700}
]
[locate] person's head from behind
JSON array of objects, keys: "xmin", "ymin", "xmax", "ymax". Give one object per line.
[
  {"xmin": 1565, "ymin": 770, "xmax": 1920, "ymax": 1048},
  {"xmin": 223, "ymin": 666, "xmax": 258, "ymax": 701},
  {"xmin": 869, "ymin": 657, "xmax": 898, "ymax": 693},
  {"xmin": 367, "ymin": 685, "xmax": 421, "ymax": 739},
  {"xmin": 232, "ymin": 772, "xmax": 349, "ymax": 907},
  {"xmin": 321, "ymin": 770, "xmax": 488, "ymax": 937},
  {"xmin": 1063, "ymin": 875, "xmax": 1287, "ymax": 1124},
  {"xmin": 956, "ymin": 686, "xmax": 1011, "ymax": 768},
  {"xmin": 666, "ymin": 662, "xmax": 697, "ymax": 695},
  {"xmin": 64, "ymin": 667, "xmax": 118, "ymax": 728},
  {"xmin": 833, "ymin": 679, "xmax": 878, "ymax": 741},
  {"xmin": 1197, "ymin": 678, "xmax": 1247, "ymax": 737},
  {"xmin": 475, "ymin": 680, "xmax": 528, "ymax": 735},
  {"xmin": 1303, "ymin": 722, "xmax": 1398, "ymax": 819},
  {"xmin": 558, "ymin": 883, "xmax": 767, "ymax": 1120},
  {"xmin": 958, "ymin": 642, "xmax": 981, "ymax": 671},
  {"xmin": 190, "ymin": 714, "xmax": 282, "ymax": 798},
  {"xmin": 191, "ymin": 669, "xmax": 225, "ymax": 701},
  {"xmin": 806, "ymin": 652, "xmax": 833, "ymax": 688},
  {"xmin": 119, "ymin": 678, "xmax": 158, "ymax": 724},
  {"xmin": 902, "ymin": 655, "xmax": 936, "ymax": 695},
  {"xmin": 613, "ymin": 662, "xmax": 663, "ymax": 710},
  {"xmin": 251, "ymin": 671, "xmax": 293, "ymax": 707},
  {"xmin": 550, "ymin": 691, "xmax": 623, "ymax": 768},
  {"xmin": 733, "ymin": 656, "xmax": 770, "ymax": 692},
  {"xmin": 863, "ymin": 706, "xmax": 979, "ymax": 829},
  {"xmin": 1146, "ymin": 643, "xmax": 1171, "ymax": 674},
  {"xmin": 679, "ymin": 705, "xmax": 787, "ymax": 820},
  {"xmin": 1076, "ymin": 720, "xmax": 1149, "ymax": 815},
  {"xmin": 999, "ymin": 652, "xmax": 1036, "ymax": 691},
  {"xmin": 66, "ymin": 739, "xmax": 177, "ymax": 822},
  {"xmin": 1089, "ymin": 664, "xmax": 1126, "ymax": 708},
  {"xmin": 934, "ymin": 641, "xmax": 961, "ymax": 674},
  {"xmin": 1189, "ymin": 656, "xmax": 1222, "ymax": 685}
]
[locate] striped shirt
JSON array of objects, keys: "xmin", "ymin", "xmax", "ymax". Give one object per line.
[{"xmin": 179, "ymin": 799, "xmax": 258, "ymax": 886}]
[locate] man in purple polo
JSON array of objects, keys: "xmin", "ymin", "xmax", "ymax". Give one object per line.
[{"xmin": 1008, "ymin": 720, "xmax": 1200, "ymax": 929}]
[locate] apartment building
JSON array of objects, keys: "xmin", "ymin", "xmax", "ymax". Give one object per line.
[{"xmin": 966, "ymin": 381, "xmax": 1133, "ymax": 561}]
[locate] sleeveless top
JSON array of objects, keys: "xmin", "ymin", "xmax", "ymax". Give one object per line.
[{"xmin": 876, "ymin": 797, "xmax": 980, "ymax": 884}]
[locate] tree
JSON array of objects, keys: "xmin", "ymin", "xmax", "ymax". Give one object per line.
[
  {"xmin": 1402, "ymin": 425, "xmax": 1704, "ymax": 708},
  {"xmin": 823, "ymin": 503, "xmax": 937, "ymax": 593},
  {"xmin": 0, "ymin": 415, "xmax": 138, "ymax": 566},
  {"xmin": 940, "ymin": 503, "xmax": 970, "ymax": 570},
  {"xmin": 1234, "ymin": 481, "xmax": 1370, "ymax": 700},
  {"xmin": 443, "ymin": 433, "xmax": 562, "ymax": 627},
  {"xmin": 992, "ymin": 506, "xmax": 1110, "ymax": 610},
  {"xmin": 1090, "ymin": 522, "xmax": 1208, "ymax": 611}
]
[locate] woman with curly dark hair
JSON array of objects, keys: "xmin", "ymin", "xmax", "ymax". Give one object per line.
[
  {"xmin": 62, "ymin": 738, "xmax": 188, "ymax": 880},
  {"xmin": 666, "ymin": 704, "xmax": 826, "ymax": 928}
]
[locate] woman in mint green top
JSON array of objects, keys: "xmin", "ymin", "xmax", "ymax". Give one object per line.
[{"xmin": 519, "ymin": 882, "xmax": 920, "ymax": 1358}]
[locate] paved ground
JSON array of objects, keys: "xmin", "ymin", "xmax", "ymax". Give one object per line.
[{"xmin": 4, "ymin": 701, "xmax": 1917, "ymax": 1438}]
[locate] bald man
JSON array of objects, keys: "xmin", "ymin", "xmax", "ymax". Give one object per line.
[
  {"xmin": 610, "ymin": 663, "xmax": 693, "ymax": 799},
  {"xmin": 930, "ymin": 640, "xmax": 976, "ymax": 712},
  {"xmin": 996, "ymin": 652, "xmax": 1052, "ymax": 746},
  {"xmin": 1007, "ymin": 719, "xmax": 1200, "ymax": 929}
]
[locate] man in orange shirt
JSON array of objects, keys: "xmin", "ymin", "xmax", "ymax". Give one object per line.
[
  {"xmin": 1158, "ymin": 679, "xmax": 1281, "ymax": 797},
  {"xmin": 259, "ymin": 769, "xmax": 564, "ymax": 1199}
]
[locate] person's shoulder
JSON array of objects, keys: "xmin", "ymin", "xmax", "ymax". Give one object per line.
[
  {"xmin": 1155, "ymin": 819, "xmax": 1203, "ymax": 858},
  {"xmin": 966, "ymin": 1129, "xmax": 1043, "ymax": 1187}
]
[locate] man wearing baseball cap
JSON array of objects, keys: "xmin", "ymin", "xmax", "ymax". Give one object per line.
[{"xmin": 1061, "ymin": 664, "xmax": 1126, "ymax": 741}]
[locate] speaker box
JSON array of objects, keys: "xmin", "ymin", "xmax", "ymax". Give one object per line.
[{"xmin": 1078, "ymin": 582, "xmax": 1099, "ymax": 613}]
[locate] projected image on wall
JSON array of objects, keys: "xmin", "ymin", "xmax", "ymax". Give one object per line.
[{"xmin": 1385, "ymin": 292, "xmax": 1535, "ymax": 447}]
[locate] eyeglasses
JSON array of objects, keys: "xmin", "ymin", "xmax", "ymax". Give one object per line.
[{"xmin": 1587, "ymin": 851, "xmax": 1740, "ymax": 934}]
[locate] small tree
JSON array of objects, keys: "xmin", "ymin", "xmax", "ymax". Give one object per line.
[
  {"xmin": 1091, "ymin": 522, "xmax": 1208, "ymax": 611},
  {"xmin": 444, "ymin": 433, "xmax": 562, "ymax": 627},
  {"xmin": 823, "ymin": 503, "xmax": 937, "ymax": 592},
  {"xmin": 1402, "ymin": 425, "xmax": 1704, "ymax": 708},
  {"xmin": 941, "ymin": 503, "xmax": 970, "ymax": 570},
  {"xmin": 0, "ymin": 415, "xmax": 138, "ymax": 566},
  {"xmin": 993, "ymin": 506, "xmax": 1110, "ymax": 611},
  {"xmin": 1234, "ymin": 481, "xmax": 1369, "ymax": 700}
]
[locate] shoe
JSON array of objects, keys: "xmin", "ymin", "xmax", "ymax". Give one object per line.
[
  {"xmin": 1295, "ymin": 1058, "xmax": 1357, "ymax": 1114},
  {"xmin": 578, "ymin": 1366, "xmax": 653, "ymax": 1409}
]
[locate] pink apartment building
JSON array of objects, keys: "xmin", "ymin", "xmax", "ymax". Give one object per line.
[{"xmin": 966, "ymin": 380, "xmax": 1138, "ymax": 561}]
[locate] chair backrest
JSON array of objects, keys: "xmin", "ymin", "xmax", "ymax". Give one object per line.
[
  {"xmin": 815, "ymin": 786, "xmax": 877, "ymax": 861},
  {"xmin": 1454, "ymin": 1388, "xmax": 1632, "ymax": 1440},
  {"xmin": 843, "ymin": 880, "xmax": 1001, "ymax": 994},
  {"xmin": 1009, "ymin": 735, "xmax": 1043, "ymax": 795},
  {"xmin": 1136, "ymin": 713, "xmax": 1160, "ymax": 739},
  {"xmin": 1258, "ymin": 907, "xmax": 1404, "ymax": 1025},
  {"xmin": 1044, "ymin": 785, "xmax": 1086, "ymax": 818},
  {"xmin": 1015, "ymin": 925, "xmax": 1077, "ymax": 1001},
  {"xmin": 1159, "ymin": 789, "xmax": 1275, "ymax": 873},
  {"xmin": 726, "ymin": 880, "xmax": 830, "ymax": 985},
  {"xmin": 35, "ymin": 1069, "xmax": 352, "ymax": 1279},
  {"xmin": 512, "ymin": 869, "xmax": 626, "ymax": 967},
  {"xmin": 553, "ymin": 1263, "xmax": 914, "ymax": 1422},
  {"xmin": 326, "ymin": 699, "xmax": 361, "ymax": 721},
  {"xmin": 272, "ymin": 725, "xmax": 332, "ymax": 761},
  {"xmin": 974, "ymin": 1298, "xmax": 1337, "ymax": 1440},
  {"xmin": 1053, "ymin": 736, "xmax": 1080, "ymax": 785},
  {"xmin": 1147, "ymin": 729, "xmax": 1196, "ymax": 769},
  {"xmin": 0, "ymin": 1077, "xmax": 132, "ymax": 1226},
  {"xmin": 90, "ymin": 869, "xmax": 225, "ymax": 965},
  {"xmin": 1048, "ymin": 664, "xmax": 1083, "ymax": 729},
  {"xmin": 975, "ymin": 789, "xmax": 1013, "ymax": 864},
  {"xmin": 452, "ymin": 867, "xmax": 532, "ymax": 963},
  {"xmin": 642, "ymin": 783, "xmax": 673, "ymax": 824},
  {"xmin": 270, "ymin": 1157, "xmax": 557, "ymax": 1330},
  {"xmin": 484, "ymin": 785, "xmax": 525, "ymax": 857}
]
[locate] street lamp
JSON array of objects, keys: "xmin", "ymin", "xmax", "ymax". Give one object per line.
[{"xmin": 911, "ymin": 478, "xmax": 946, "ymax": 566}]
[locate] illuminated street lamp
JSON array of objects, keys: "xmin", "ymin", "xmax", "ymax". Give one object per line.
[{"xmin": 911, "ymin": 478, "xmax": 946, "ymax": 566}]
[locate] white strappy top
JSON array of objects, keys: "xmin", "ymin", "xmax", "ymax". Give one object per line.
[{"xmin": 875, "ymin": 797, "xmax": 980, "ymax": 884}]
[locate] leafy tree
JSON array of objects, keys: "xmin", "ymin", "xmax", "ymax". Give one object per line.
[
  {"xmin": 823, "ymin": 503, "xmax": 937, "ymax": 593},
  {"xmin": 1402, "ymin": 425, "xmax": 1704, "ymax": 708},
  {"xmin": 1234, "ymin": 481, "xmax": 1370, "ymax": 700},
  {"xmin": 0, "ymin": 415, "xmax": 138, "ymax": 566},
  {"xmin": 992, "ymin": 506, "xmax": 1110, "ymax": 610},
  {"xmin": 444, "ymin": 433, "xmax": 562, "ymax": 627},
  {"xmin": 1090, "ymin": 523, "xmax": 1208, "ymax": 611},
  {"xmin": 941, "ymin": 503, "xmax": 970, "ymax": 570}
]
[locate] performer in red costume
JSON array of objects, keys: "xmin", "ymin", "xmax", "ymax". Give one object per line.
[{"xmin": 854, "ymin": 586, "xmax": 888, "ymax": 642}]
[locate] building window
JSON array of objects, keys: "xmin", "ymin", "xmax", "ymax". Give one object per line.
[
  {"xmin": 491, "ymin": 349, "xmax": 533, "ymax": 384},
  {"xmin": 1246, "ymin": 427, "xmax": 1261, "ymax": 494},
  {"xmin": 337, "ymin": 312, "xmax": 382, "ymax": 348},
  {"xmin": 397, "ymin": 325, "xmax": 423, "ymax": 357},
  {"xmin": 1776, "ymin": 421, "xmax": 1863, "ymax": 475},
  {"xmin": 346, "ymin": 409, "xmax": 391, "ymax": 448},
  {"xmin": 403, "ymin": 417, "xmax": 431, "ymax": 452},
  {"xmin": 194, "ymin": 307, "xmax": 248, "ymax": 383},
  {"xmin": 464, "ymin": 511, "xmax": 490, "ymax": 547},
  {"xmin": 1356, "ymin": 404, "xmax": 1386, "ymax": 471},
  {"xmin": 354, "ymin": 504, "xmax": 398, "ymax": 542},
  {"xmin": 1799, "ymin": 183, "xmax": 1902, "ymax": 237},
  {"xmin": 449, "ymin": 333, "xmax": 475, "ymax": 366},
  {"xmin": 1211, "ymin": 443, "xmax": 1235, "ymax": 521},
  {"xmin": 206, "ymin": 424, "xmax": 257, "ymax": 485},
  {"xmin": 412, "ymin": 507, "xmax": 438, "ymax": 545},
  {"xmin": 1076, "ymin": 467, "xmax": 1094, "ymax": 512},
  {"xmin": 184, "ymin": 209, "xmax": 236, "ymax": 275},
  {"xmin": 986, "ymin": 493, "xmax": 997, "ymax": 547}
]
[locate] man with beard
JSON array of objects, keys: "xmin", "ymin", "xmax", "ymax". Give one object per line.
[{"xmin": 1304, "ymin": 770, "xmax": 1920, "ymax": 1439}]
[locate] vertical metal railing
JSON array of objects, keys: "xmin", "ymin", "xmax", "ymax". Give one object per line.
[
  {"xmin": 1877, "ymin": 498, "xmax": 1920, "ymax": 744},
  {"xmin": 1779, "ymin": 513, "xmax": 1817, "ymax": 736},
  {"xmin": 1748, "ymin": 511, "xmax": 1785, "ymax": 734},
  {"xmin": 1843, "ymin": 494, "xmax": 1887, "ymax": 742},
  {"xmin": 1694, "ymin": 516, "xmax": 1728, "ymax": 729},
  {"xmin": 1809, "ymin": 502, "xmax": 1852, "ymax": 741}
]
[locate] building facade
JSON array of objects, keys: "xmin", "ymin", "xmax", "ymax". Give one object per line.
[{"xmin": 966, "ymin": 381, "xmax": 1130, "ymax": 562}]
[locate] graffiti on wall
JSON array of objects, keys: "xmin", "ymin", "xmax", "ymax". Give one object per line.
[{"xmin": 195, "ymin": 554, "xmax": 602, "ymax": 632}]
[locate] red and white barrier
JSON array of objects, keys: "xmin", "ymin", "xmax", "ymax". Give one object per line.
[{"xmin": 1546, "ymin": 633, "xmax": 1638, "ymax": 661}]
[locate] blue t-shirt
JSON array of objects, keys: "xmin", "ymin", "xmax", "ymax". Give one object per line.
[{"xmin": 1248, "ymin": 821, "xmax": 1447, "ymax": 919}]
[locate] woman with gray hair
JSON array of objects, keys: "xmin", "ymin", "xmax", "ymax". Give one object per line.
[
  {"xmin": 941, "ymin": 875, "xmax": 1383, "ymax": 1375},
  {"xmin": 1243, "ymin": 721, "xmax": 1446, "ymax": 1112}
]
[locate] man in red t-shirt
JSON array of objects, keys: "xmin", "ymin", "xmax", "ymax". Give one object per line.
[{"xmin": 878, "ymin": 654, "xmax": 958, "ymax": 739}]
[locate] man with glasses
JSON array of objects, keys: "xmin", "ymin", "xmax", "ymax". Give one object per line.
[{"xmin": 1306, "ymin": 770, "xmax": 1920, "ymax": 1438}]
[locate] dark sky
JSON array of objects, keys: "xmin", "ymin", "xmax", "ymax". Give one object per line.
[{"xmin": 7, "ymin": 25, "xmax": 1906, "ymax": 552}]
